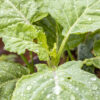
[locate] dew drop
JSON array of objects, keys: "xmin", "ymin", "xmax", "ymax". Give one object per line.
[
  {"xmin": 96, "ymin": 10, "xmax": 100, "ymax": 12},
  {"xmin": 35, "ymin": 49, "xmax": 39, "ymax": 52},
  {"xmin": 53, "ymin": 85, "xmax": 62, "ymax": 95},
  {"xmin": 88, "ymin": 18, "xmax": 92, "ymax": 21},
  {"xmin": 26, "ymin": 85, "xmax": 32, "ymax": 91},
  {"xmin": 47, "ymin": 94, "xmax": 51, "ymax": 99},
  {"xmin": 75, "ymin": 87, "xmax": 79, "ymax": 91},
  {"xmin": 90, "ymin": 77, "xmax": 96, "ymax": 81},
  {"xmin": 0, "ymin": 10, "xmax": 3, "ymax": 15}
]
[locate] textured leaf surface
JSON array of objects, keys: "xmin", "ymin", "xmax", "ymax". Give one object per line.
[
  {"xmin": 0, "ymin": 61, "xmax": 29, "ymax": 100},
  {"xmin": 0, "ymin": 0, "xmax": 47, "ymax": 29},
  {"xmin": 0, "ymin": 23, "xmax": 49, "ymax": 61},
  {"xmin": 0, "ymin": 0, "xmax": 49, "ymax": 61},
  {"xmin": 44, "ymin": 0, "xmax": 100, "ymax": 35},
  {"xmin": 12, "ymin": 61, "xmax": 100, "ymax": 100}
]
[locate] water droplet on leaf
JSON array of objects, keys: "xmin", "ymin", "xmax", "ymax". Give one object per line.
[
  {"xmin": 88, "ymin": 18, "xmax": 92, "ymax": 21},
  {"xmin": 76, "ymin": 88, "xmax": 79, "ymax": 91},
  {"xmin": 26, "ymin": 85, "xmax": 32, "ymax": 91},
  {"xmin": 35, "ymin": 49, "xmax": 39, "ymax": 52},
  {"xmin": 90, "ymin": 77, "xmax": 96, "ymax": 81},
  {"xmin": 53, "ymin": 86, "xmax": 61, "ymax": 95},
  {"xmin": 53, "ymin": 85, "xmax": 62, "ymax": 95},
  {"xmin": 47, "ymin": 94, "xmax": 51, "ymax": 99}
]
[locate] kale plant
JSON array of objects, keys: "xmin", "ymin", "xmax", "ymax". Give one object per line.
[{"xmin": 0, "ymin": 0, "xmax": 100, "ymax": 100}]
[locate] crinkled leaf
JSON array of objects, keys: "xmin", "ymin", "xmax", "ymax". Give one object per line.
[
  {"xmin": 0, "ymin": 0, "xmax": 49, "ymax": 61},
  {"xmin": 0, "ymin": 23, "xmax": 49, "ymax": 61},
  {"xmin": 0, "ymin": 61, "xmax": 29, "ymax": 100},
  {"xmin": 44, "ymin": 0, "xmax": 100, "ymax": 35},
  {"xmin": 0, "ymin": 0, "xmax": 47, "ymax": 30},
  {"xmin": 12, "ymin": 61, "xmax": 100, "ymax": 100}
]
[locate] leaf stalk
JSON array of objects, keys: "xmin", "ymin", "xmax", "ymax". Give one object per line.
[{"xmin": 20, "ymin": 54, "xmax": 34, "ymax": 73}]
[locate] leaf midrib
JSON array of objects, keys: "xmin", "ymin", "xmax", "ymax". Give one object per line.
[
  {"xmin": 7, "ymin": 0, "xmax": 30, "ymax": 25},
  {"xmin": 66, "ymin": 0, "xmax": 100, "ymax": 35},
  {"xmin": 57, "ymin": 0, "xmax": 100, "ymax": 62}
]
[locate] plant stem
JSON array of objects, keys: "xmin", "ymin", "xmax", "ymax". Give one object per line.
[
  {"xmin": 29, "ymin": 51, "xmax": 35, "ymax": 72},
  {"xmin": 56, "ymin": 22, "xmax": 59, "ymax": 51},
  {"xmin": 47, "ymin": 58, "xmax": 51, "ymax": 67},
  {"xmin": 56, "ymin": 33, "xmax": 70, "ymax": 65},
  {"xmin": 20, "ymin": 54, "xmax": 34, "ymax": 73},
  {"xmin": 20, "ymin": 54, "xmax": 29, "ymax": 66},
  {"xmin": 56, "ymin": 9, "xmax": 84, "ymax": 65},
  {"xmin": 29, "ymin": 51, "xmax": 34, "ymax": 67},
  {"xmin": 66, "ymin": 45, "xmax": 74, "ymax": 60}
]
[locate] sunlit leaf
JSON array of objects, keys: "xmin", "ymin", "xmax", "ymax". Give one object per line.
[{"xmin": 12, "ymin": 61, "xmax": 100, "ymax": 100}]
